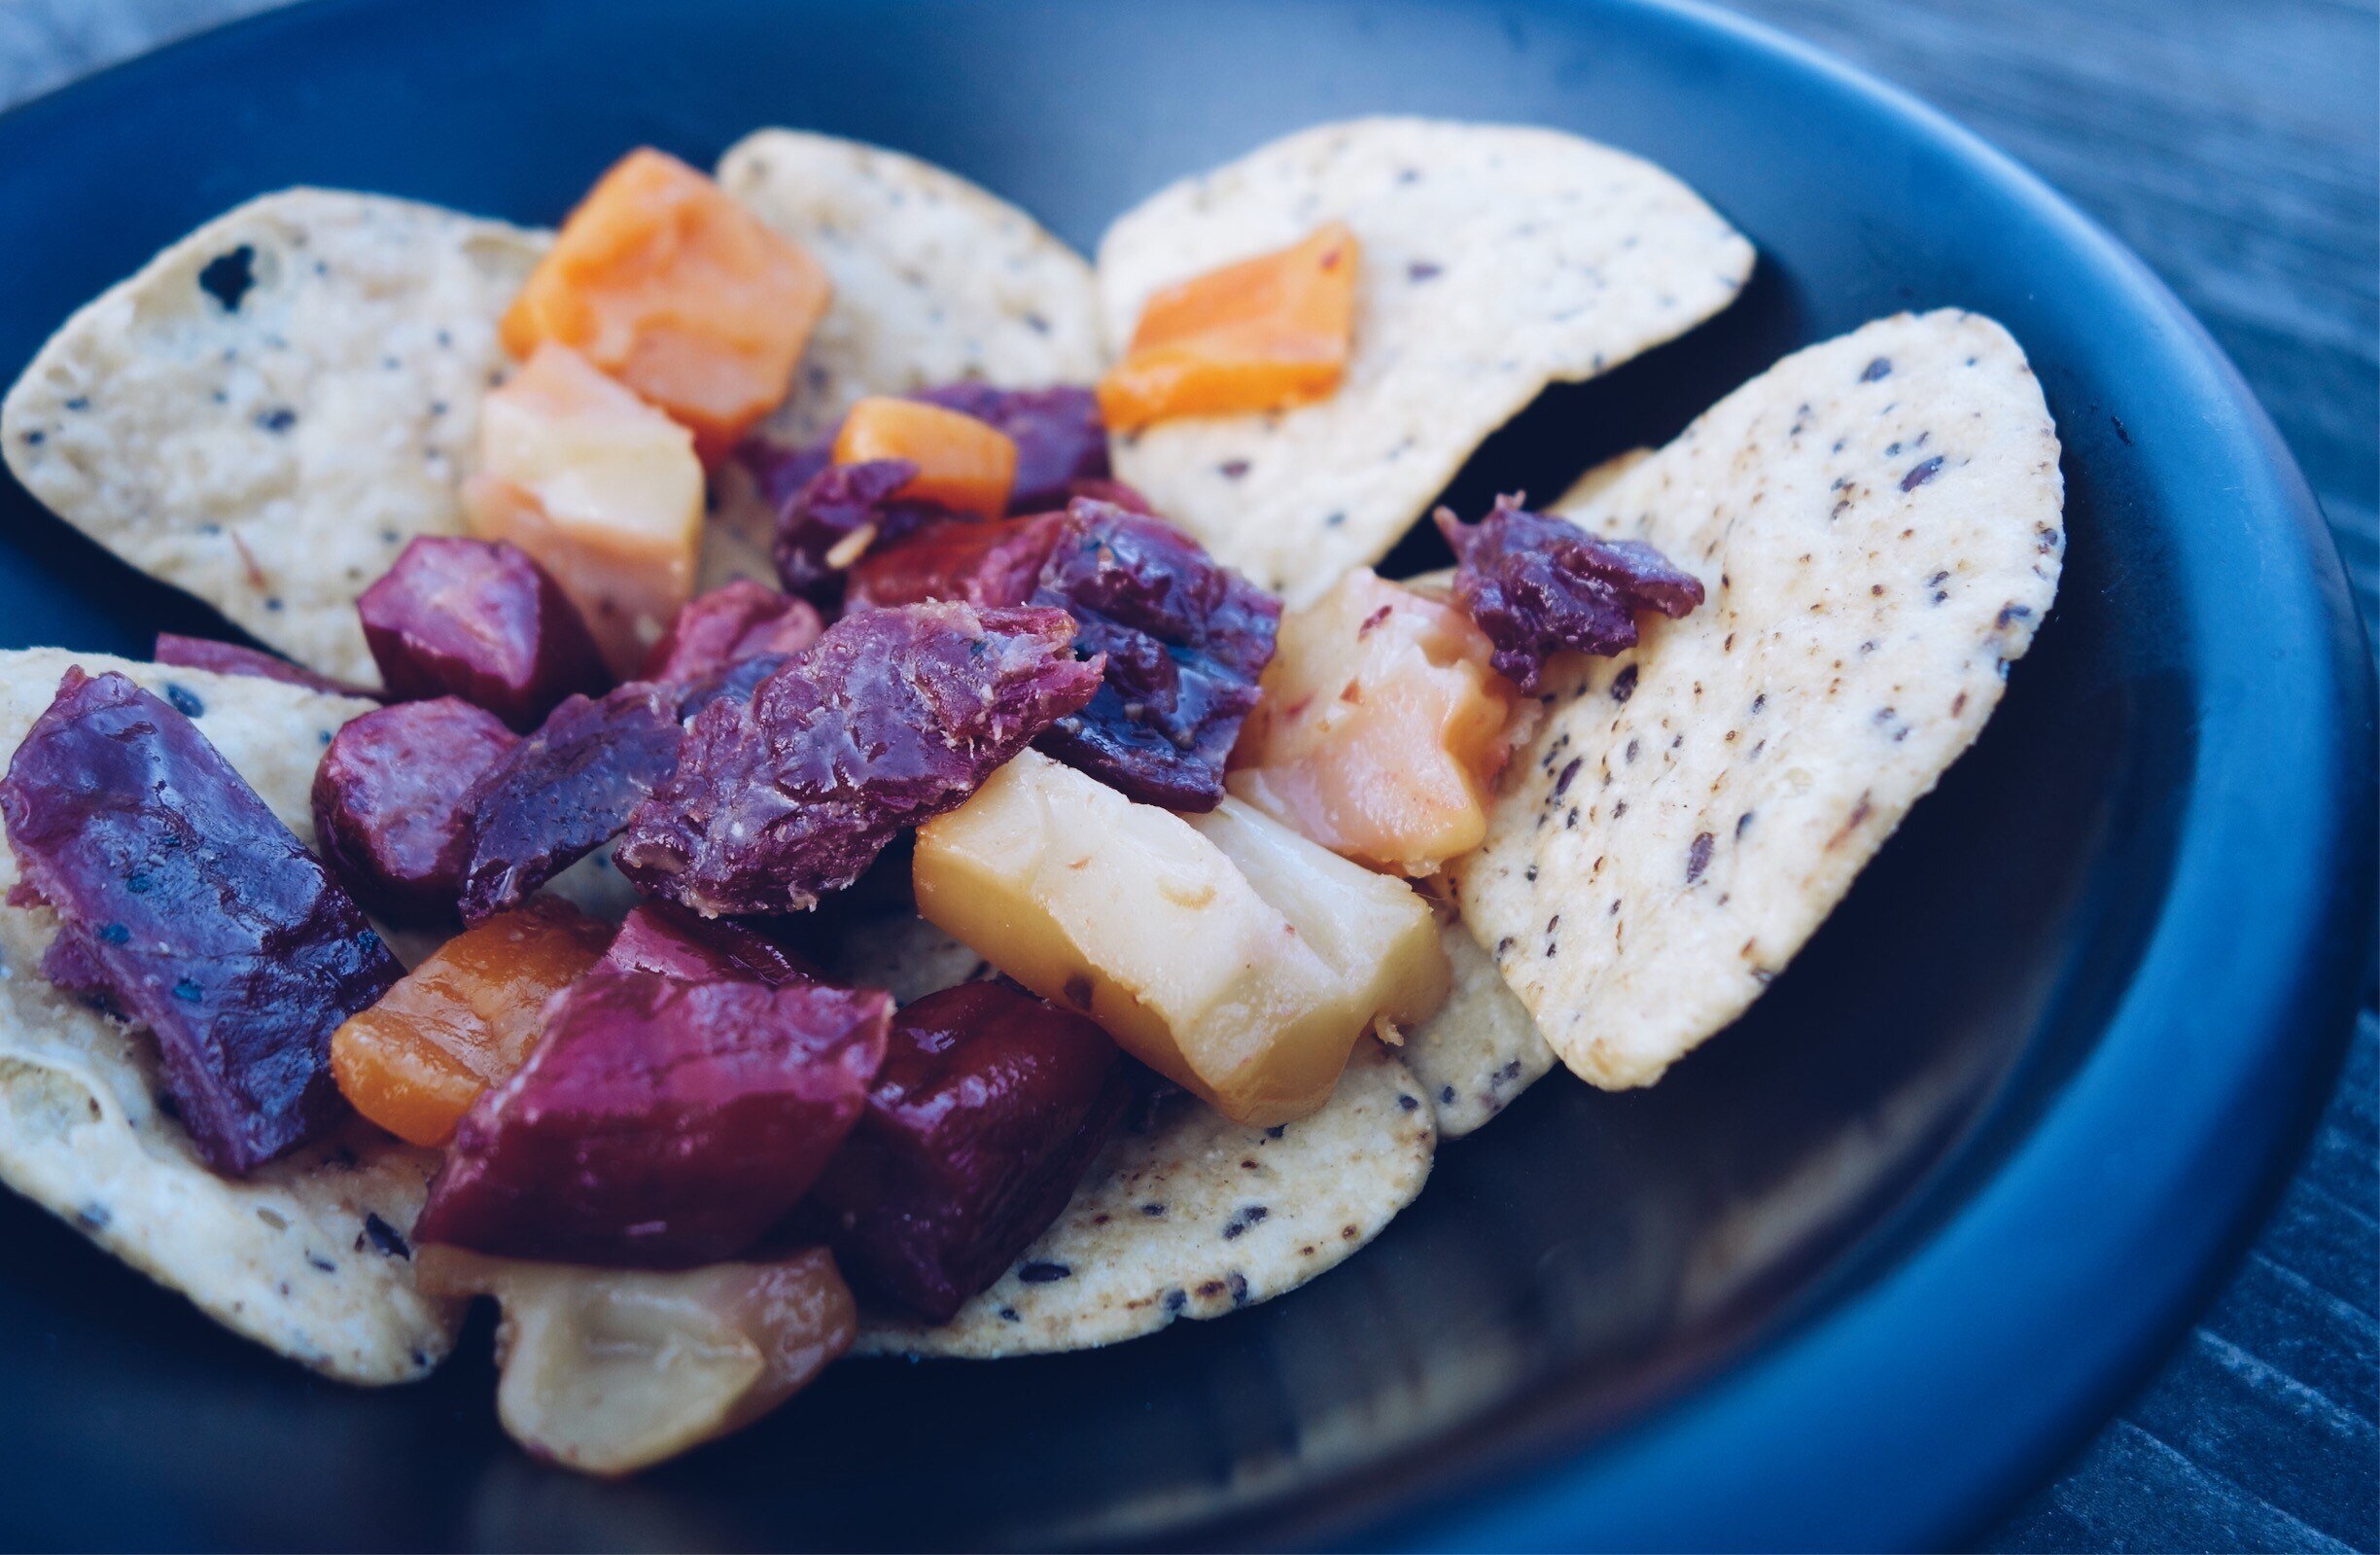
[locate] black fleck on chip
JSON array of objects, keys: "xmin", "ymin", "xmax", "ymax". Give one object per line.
[
  {"xmin": 1323, "ymin": 512, "xmax": 1346, "ymax": 527},
  {"xmin": 1901, "ymin": 455, "xmax": 1944, "ymax": 491},
  {"xmin": 1439, "ymin": 1084, "xmax": 1456, "ymax": 1105},
  {"xmin": 163, "ymin": 684, "xmax": 205, "ymax": 719},
  {"xmin": 360, "ymin": 1212, "xmax": 410, "ymax": 1259},
  {"xmin": 75, "ymin": 1203, "xmax": 111, "ymax": 1232},
  {"xmin": 1610, "ymin": 664, "xmax": 1639, "ymax": 703},
  {"xmin": 1397, "ymin": 1093, "xmax": 1419, "ymax": 1112},
  {"xmin": 1139, "ymin": 1202, "xmax": 1167, "ymax": 1217},
  {"xmin": 197, "ymin": 246, "xmax": 257, "ymax": 312},
  {"xmin": 1736, "ymin": 810, "xmax": 1756, "ymax": 838},
  {"xmin": 1218, "ymin": 459, "xmax": 1250, "ymax": 479},
  {"xmin": 1554, "ymin": 757, "xmax": 1583, "ymax": 796},
  {"xmin": 1686, "ymin": 831, "xmax": 1715, "ymax": 883},
  {"xmin": 1860, "ymin": 357, "xmax": 1893, "ymax": 382},
  {"xmin": 1017, "ymin": 1260, "xmax": 1072, "ymax": 1284},
  {"xmin": 1163, "ymin": 1288, "xmax": 1187, "ymax": 1313},
  {"xmin": 1227, "ymin": 1272, "xmax": 1250, "ymax": 1306},
  {"xmin": 998, "ymin": 1306, "xmax": 1021, "ymax": 1322},
  {"xmin": 1407, "ymin": 261, "xmax": 1444, "ymax": 282},
  {"xmin": 1265, "ymin": 1125, "xmax": 1285, "ymax": 1140},
  {"xmin": 255, "ymin": 406, "xmax": 298, "ymax": 434},
  {"xmin": 305, "ymin": 1254, "xmax": 336, "ymax": 1274}
]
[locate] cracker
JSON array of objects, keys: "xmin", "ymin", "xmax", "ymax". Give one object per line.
[
  {"xmin": 0, "ymin": 650, "xmax": 459, "ymax": 1383},
  {"xmin": 1448, "ymin": 310, "xmax": 2065, "ymax": 1089},
  {"xmin": 1095, "ymin": 119, "xmax": 1755, "ymax": 603},
  {"xmin": 1401, "ymin": 919, "xmax": 1556, "ymax": 1138},
  {"xmin": 705, "ymin": 129, "xmax": 1104, "ymax": 586},
  {"xmin": 2, "ymin": 194, "xmax": 549, "ymax": 686},
  {"xmin": 855, "ymin": 1036, "xmax": 1434, "ymax": 1358}
]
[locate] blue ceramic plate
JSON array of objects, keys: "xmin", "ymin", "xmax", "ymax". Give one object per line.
[{"xmin": 0, "ymin": 1, "xmax": 2367, "ymax": 1548}]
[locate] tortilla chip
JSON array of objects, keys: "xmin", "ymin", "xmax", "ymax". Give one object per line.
[
  {"xmin": 1554, "ymin": 445, "xmax": 1655, "ymax": 511},
  {"xmin": 705, "ymin": 129, "xmax": 1104, "ymax": 586},
  {"xmin": 0, "ymin": 650, "xmax": 459, "ymax": 1383},
  {"xmin": 2, "ymin": 194, "xmax": 549, "ymax": 686},
  {"xmin": 854, "ymin": 1037, "xmax": 1434, "ymax": 1359},
  {"xmin": 1401, "ymin": 920, "xmax": 1556, "ymax": 1139},
  {"xmin": 1095, "ymin": 118, "xmax": 1755, "ymax": 603},
  {"xmin": 1449, "ymin": 310, "xmax": 2065, "ymax": 1089}
]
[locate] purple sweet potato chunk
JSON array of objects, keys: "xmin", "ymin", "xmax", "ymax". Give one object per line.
[
  {"xmin": 357, "ymin": 536, "xmax": 610, "ymax": 730},
  {"xmin": 312, "ymin": 697, "xmax": 520, "ymax": 925},
  {"xmin": 153, "ymin": 634, "xmax": 379, "ymax": 699},
  {"xmin": 0, "ymin": 668, "xmax": 400, "ymax": 1173},
  {"xmin": 810, "ymin": 981, "xmax": 1128, "ymax": 1322},
  {"xmin": 1030, "ymin": 500, "xmax": 1281, "ymax": 810},
  {"xmin": 771, "ymin": 459, "xmax": 949, "ymax": 604},
  {"xmin": 907, "ymin": 384, "xmax": 1111, "ymax": 513},
  {"xmin": 457, "ymin": 683, "xmax": 682, "ymax": 924},
  {"xmin": 413, "ymin": 965, "xmax": 891, "ymax": 1267},
  {"xmin": 615, "ymin": 602, "xmax": 1103, "ymax": 916},
  {"xmin": 845, "ymin": 512, "xmax": 1070, "ymax": 612},
  {"xmin": 642, "ymin": 580, "xmax": 824, "ymax": 684},
  {"xmin": 1434, "ymin": 496, "xmax": 1705, "ymax": 693},
  {"xmin": 672, "ymin": 651, "xmax": 795, "ymax": 722},
  {"xmin": 602, "ymin": 899, "xmax": 820, "ymax": 987}
]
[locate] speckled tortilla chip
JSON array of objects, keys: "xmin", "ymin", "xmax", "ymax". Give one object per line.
[
  {"xmin": 2, "ymin": 194, "xmax": 549, "ymax": 686},
  {"xmin": 1096, "ymin": 119, "xmax": 1755, "ymax": 604},
  {"xmin": 0, "ymin": 650, "xmax": 460, "ymax": 1384},
  {"xmin": 704, "ymin": 129, "xmax": 1104, "ymax": 587},
  {"xmin": 1400, "ymin": 920, "xmax": 1556, "ymax": 1138},
  {"xmin": 854, "ymin": 1038, "xmax": 1434, "ymax": 1359},
  {"xmin": 1449, "ymin": 311, "xmax": 2065, "ymax": 1089}
]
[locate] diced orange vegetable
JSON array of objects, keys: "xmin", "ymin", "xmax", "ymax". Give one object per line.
[
  {"xmin": 1097, "ymin": 222, "xmax": 1358, "ymax": 432},
  {"xmin": 331, "ymin": 898, "xmax": 612, "ymax": 1147},
  {"xmin": 1229, "ymin": 569, "xmax": 1522, "ymax": 875},
  {"xmin": 465, "ymin": 342, "xmax": 705, "ymax": 677},
  {"xmin": 501, "ymin": 148, "xmax": 831, "ymax": 462},
  {"xmin": 830, "ymin": 397, "xmax": 1019, "ymax": 521}
]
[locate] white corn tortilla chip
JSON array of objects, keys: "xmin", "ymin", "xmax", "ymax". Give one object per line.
[
  {"xmin": 855, "ymin": 1037, "xmax": 1434, "ymax": 1359},
  {"xmin": 0, "ymin": 650, "xmax": 459, "ymax": 1383},
  {"xmin": 1449, "ymin": 310, "xmax": 2065, "ymax": 1089},
  {"xmin": 2, "ymin": 194, "xmax": 549, "ymax": 686},
  {"xmin": 1096, "ymin": 118, "xmax": 1755, "ymax": 603},
  {"xmin": 704, "ymin": 129, "xmax": 1104, "ymax": 586},
  {"xmin": 1401, "ymin": 920, "xmax": 1556, "ymax": 1138},
  {"xmin": 1555, "ymin": 445, "xmax": 1655, "ymax": 512}
]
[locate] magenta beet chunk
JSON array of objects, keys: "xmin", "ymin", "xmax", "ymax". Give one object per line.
[
  {"xmin": 1030, "ymin": 500, "xmax": 1280, "ymax": 811},
  {"xmin": 153, "ymin": 634, "xmax": 379, "ymax": 699},
  {"xmin": 907, "ymin": 384, "xmax": 1111, "ymax": 513},
  {"xmin": 602, "ymin": 900, "xmax": 820, "ymax": 987},
  {"xmin": 615, "ymin": 602, "xmax": 1103, "ymax": 916},
  {"xmin": 312, "ymin": 697, "xmax": 520, "ymax": 925},
  {"xmin": 771, "ymin": 458, "xmax": 949, "ymax": 604},
  {"xmin": 1433, "ymin": 496, "xmax": 1705, "ymax": 693},
  {"xmin": 457, "ymin": 683, "xmax": 682, "ymax": 924},
  {"xmin": 845, "ymin": 512, "xmax": 1069, "ymax": 612},
  {"xmin": 357, "ymin": 536, "xmax": 610, "ymax": 730},
  {"xmin": 642, "ymin": 580, "xmax": 824, "ymax": 684},
  {"xmin": 811, "ymin": 981, "xmax": 1127, "ymax": 1322},
  {"xmin": 414, "ymin": 966, "xmax": 891, "ymax": 1267},
  {"xmin": 0, "ymin": 669, "xmax": 400, "ymax": 1173}
]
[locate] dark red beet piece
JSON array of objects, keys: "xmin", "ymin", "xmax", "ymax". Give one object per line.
[
  {"xmin": 906, "ymin": 384, "xmax": 1111, "ymax": 513},
  {"xmin": 845, "ymin": 512, "xmax": 1069, "ymax": 611},
  {"xmin": 312, "ymin": 697, "xmax": 519, "ymax": 925},
  {"xmin": 1434, "ymin": 495, "xmax": 1705, "ymax": 693},
  {"xmin": 771, "ymin": 459, "xmax": 950, "ymax": 604},
  {"xmin": 615, "ymin": 602, "xmax": 1103, "ymax": 916},
  {"xmin": 642, "ymin": 580, "xmax": 824, "ymax": 684},
  {"xmin": 414, "ymin": 965, "xmax": 891, "ymax": 1267},
  {"xmin": 0, "ymin": 669, "xmax": 400, "ymax": 1173},
  {"xmin": 357, "ymin": 536, "xmax": 610, "ymax": 730},
  {"xmin": 457, "ymin": 683, "xmax": 682, "ymax": 924},
  {"xmin": 154, "ymin": 634, "xmax": 379, "ymax": 699},
  {"xmin": 1030, "ymin": 500, "xmax": 1281, "ymax": 811},
  {"xmin": 602, "ymin": 899, "xmax": 820, "ymax": 987},
  {"xmin": 672, "ymin": 651, "xmax": 796, "ymax": 721},
  {"xmin": 810, "ymin": 981, "xmax": 1128, "ymax": 1322}
]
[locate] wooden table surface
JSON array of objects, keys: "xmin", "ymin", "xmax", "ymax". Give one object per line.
[{"xmin": 1, "ymin": 1, "xmax": 2372, "ymax": 1549}]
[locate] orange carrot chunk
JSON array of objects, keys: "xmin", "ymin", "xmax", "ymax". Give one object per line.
[
  {"xmin": 831, "ymin": 397, "xmax": 1020, "ymax": 521},
  {"xmin": 1096, "ymin": 222, "xmax": 1359, "ymax": 432},
  {"xmin": 331, "ymin": 898, "xmax": 612, "ymax": 1147},
  {"xmin": 501, "ymin": 148, "xmax": 831, "ymax": 463}
]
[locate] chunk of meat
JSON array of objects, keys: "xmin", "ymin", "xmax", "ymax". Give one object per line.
[
  {"xmin": 1097, "ymin": 222, "xmax": 1358, "ymax": 431},
  {"xmin": 153, "ymin": 634, "xmax": 378, "ymax": 699},
  {"xmin": 844, "ymin": 512, "xmax": 1068, "ymax": 612},
  {"xmin": 0, "ymin": 669, "xmax": 402, "ymax": 1172},
  {"xmin": 642, "ymin": 581, "xmax": 823, "ymax": 685},
  {"xmin": 312, "ymin": 697, "xmax": 521, "ymax": 924},
  {"xmin": 357, "ymin": 536, "xmax": 610, "ymax": 731},
  {"xmin": 1434, "ymin": 496, "xmax": 1704, "ymax": 692},
  {"xmin": 601, "ymin": 899, "xmax": 818, "ymax": 987},
  {"xmin": 907, "ymin": 383, "xmax": 1111, "ymax": 513},
  {"xmin": 810, "ymin": 981, "xmax": 1127, "ymax": 1322},
  {"xmin": 615, "ymin": 602, "xmax": 1102, "ymax": 916},
  {"xmin": 414, "ymin": 965, "xmax": 891, "ymax": 1267},
  {"xmin": 500, "ymin": 148, "xmax": 831, "ymax": 462},
  {"xmin": 330, "ymin": 897, "xmax": 612, "ymax": 1147},
  {"xmin": 831, "ymin": 397, "xmax": 1019, "ymax": 522},
  {"xmin": 458, "ymin": 683, "xmax": 682, "ymax": 924}
]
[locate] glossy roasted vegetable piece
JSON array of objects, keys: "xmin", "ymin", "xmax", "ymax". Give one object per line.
[
  {"xmin": 465, "ymin": 343, "xmax": 707, "ymax": 678},
  {"xmin": 844, "ymin": 512, "xmax": 1068, "ymax": 612},
  {"xmin": 601, "ymin": 899, "xmax": 818, "ymax": 987},
  {"xmin": 770, "ymin": 458, "xmax": 946, "ymax": 603},
  {"xmin": 458, "ymin": 683, "xmax": 682, "ymax": 924},
  {"xmin": 1229, "ymin": 570, "xmax": 1522, "ymax": 874},
  {"xmin": 312, "ymin": 697, "xmax": 521, "ymax": 925},
  {"xmin": 1031, "ymin": 501, "xmax": 1281, "ymax": 810},
  {"xmin": 1097, "ymin": 221, "xmax": 1358, "ymax": 432},
  {"xmin": 907, "ymin": 383, "xmax": 1112, "ymax": 513},
  {"xmin": 416, "ymin": 1245, "xmax": 855, "ymax": 1477},
  {"xmin": 331, "ymin": 898, "xmax": 611, "ymax": 1147},
  {"xmin": 153, "ymin": 634, "xmax": 378, "ymax": 698},
  {"xmin": 615, "ymin": 602, "xmax": 1103, "ymax": 916},
  {"xmin": 500, "ymin": 148, "xmax": 832, "ymax": 462},
  {"xmin": 811, "ymin": 981, "xmax": 1127, "ymax": 1323},
  {"xmin": 0, "ymin": 668, "xmax": 402, "ymax": 1172},
  {"xmin": 642, "ymin": 580, "xmax": 822, "ymax": 685},
  {"xmin": 415, "ymin": 965, "xmax": 890, "ymax": 1266},
  {"xmin": 357, "ymin": 536, "xmax": 610, "ymax": 731},
  {"xmin": 832, "ymin": 397, "xmax": 1019, "ymax": 522}
]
